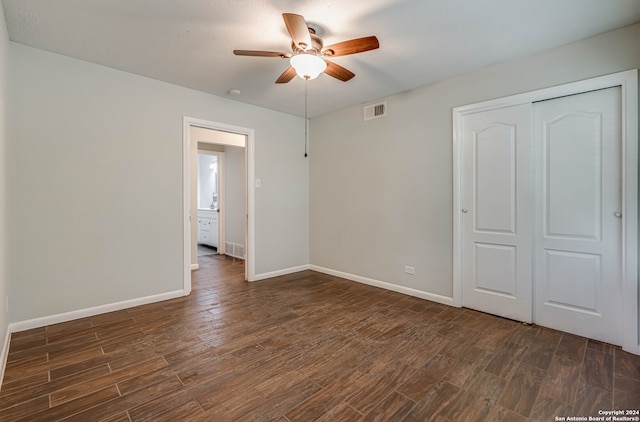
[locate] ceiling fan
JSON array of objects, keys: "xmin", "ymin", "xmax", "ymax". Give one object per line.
[{"xmin": 233, "ymin": 13, "xmax": 379, "ymax": 83}]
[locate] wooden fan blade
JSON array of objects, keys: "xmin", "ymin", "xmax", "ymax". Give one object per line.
[
  {"xmin": 234, "ymin": 50, "xmax": 292, "ymax": 58},
  {"xmin": 282, "ymin": 13, "xmax": 312, "ymax": 50},
  {"xmin": 322, "ymin": 36, "xmax": 379, "ymax": 57},
  {"xmin": 324, "ymin": 60, "xmax": 355, "ymax": 82},
  {"xmin": 276, "ymin": 66, "xmax": 297, "ymax": 84}
]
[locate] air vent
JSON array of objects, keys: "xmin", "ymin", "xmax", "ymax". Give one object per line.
[
  {"xmin": 363, "ymin": 101, "xmax": 387, "ymax": 121},
  {"xmin": 236, "ymin": 244, "xmax": 245, "ymax": 259},
  {"xmin": 225, "ymin": 242, "xmax": 245, "ymax": 259}
]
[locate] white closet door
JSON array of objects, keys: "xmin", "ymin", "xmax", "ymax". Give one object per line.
[
  {"xmin": 461, "ymin": 104, "xmax": 532, "ymax": 322},
  {"xmin": 533, "ymin": 87, "xmax": 623, "ymax": 345}
]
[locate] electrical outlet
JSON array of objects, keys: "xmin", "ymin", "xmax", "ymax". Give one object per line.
[{"xmin": 404, "ymin": 266, "xmax": 415, "ymax": 275}]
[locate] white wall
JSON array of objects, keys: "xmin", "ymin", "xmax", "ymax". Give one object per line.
[
  {"xmin": 310, "ymin": 24, "xmax": 640, "ymax": 300},
  {"xmin": 0, "ymin": 3, "xmax": 10, "ymax": 364},
  {"xmin": 7, "ymin": 43, "xmax": 309, "ymax": 323}
]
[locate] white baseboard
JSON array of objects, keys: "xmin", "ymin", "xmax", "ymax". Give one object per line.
[
  {"xmin": 250, "ymin": 263, "xmax": 456, "ymax": 307},
  {"xmin": 191, "ymin": 264, "xmax": 200, "ymax": 270},
  {"xmin": 0, "ymin": 327, "xmax": 10, "ymax": 390},
  {"xmin": 250, "ymin": 264, "xmax": 311, "ymax": 282},
  {"xmin": 310, "ymin": 265, "xmax": 457, "ymax": 307},
  {"xmin": 8, "ymin": 289, "xmax": 187, "ymax": 334}
]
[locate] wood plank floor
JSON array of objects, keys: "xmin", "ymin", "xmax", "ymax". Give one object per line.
[{"xmin": 1, "ymin": 254, "xmax": 639, "ymax": 421}]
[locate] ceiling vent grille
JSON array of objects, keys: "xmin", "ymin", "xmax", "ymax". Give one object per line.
[{"xmin": 363, "ymin": 101, "xmax": 387, "ymax": 121}]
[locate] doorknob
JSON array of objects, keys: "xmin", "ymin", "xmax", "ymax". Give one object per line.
[
  {"xmin": 462, "ymin": 209, "xmax": 468, "ymax": 213},
  {"xmin": 614, "ymin": 212, "xmax": 622, "ymax": 218}
]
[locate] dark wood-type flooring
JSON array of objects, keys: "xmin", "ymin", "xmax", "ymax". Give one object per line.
[{"xmin": 1, "ymin": 254, "xmax": 639, "ymax": 421}]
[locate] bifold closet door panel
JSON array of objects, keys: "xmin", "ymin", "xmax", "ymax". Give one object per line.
[
  {"xmin": 461, "ymin": 103, "xmax": 532, "ymax": 322},
  {"xmin": 533, "ymin": 86, "xmax": 623, "ymax": 345}
]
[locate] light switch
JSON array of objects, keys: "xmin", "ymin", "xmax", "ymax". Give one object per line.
[{"xmin": 255, "ymin": 178, "xmax": 261, "ymax": 188}]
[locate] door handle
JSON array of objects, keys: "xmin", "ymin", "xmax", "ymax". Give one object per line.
[
  {"xmin": 614, "ymin": 212, "xmax": 622, "ymax": 218},
  {"xmin": 462, "ymin": 209, "xmax": 468, "ymax": 213}
]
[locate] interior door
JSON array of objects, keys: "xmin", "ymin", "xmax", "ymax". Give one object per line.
[
  {"xmin": 533, "ymin": 87, "xmax": 622, "ymax": 345},
  {"xmin": 461, "ymin": 104, "xmax": 532, "ymax": 322}
]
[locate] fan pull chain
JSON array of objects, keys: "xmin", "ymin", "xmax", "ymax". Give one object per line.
[{"xmin": 304, "ymin": 78, "xmax": 308, "ymax": 157}]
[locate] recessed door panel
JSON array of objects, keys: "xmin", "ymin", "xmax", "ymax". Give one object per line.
[
  {"xmin": 545, "ymin": 112, "xmax": 602, "ymax": 239},
  {"xmin": 474, "ymin": 125, "xmax": 516, "ymax": 234},
  {"xmin": 474, "ymin": 243, "xmax": 516, "ymax": 297},
  {"xmin": 544, "ymin": 250, "xmax": 601, "ymax": 314}
]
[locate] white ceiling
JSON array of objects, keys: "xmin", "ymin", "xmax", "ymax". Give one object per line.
[{"xmin": 3, "ymin": 0, "xmax": 640, "ymax": 118}]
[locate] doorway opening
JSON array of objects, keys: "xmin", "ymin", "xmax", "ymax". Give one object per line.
[
  {"xmin": 196, "ymin": 150, "xmax": 223, "ymax": 257},
  {"xmin": 183, "ymin": 117, "xmax": 256, "ymax": 293}
]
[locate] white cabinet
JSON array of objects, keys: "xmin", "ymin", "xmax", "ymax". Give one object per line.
[{"xmin": 197, "ymin": 209, "xmax": 218, "ymax": 248}]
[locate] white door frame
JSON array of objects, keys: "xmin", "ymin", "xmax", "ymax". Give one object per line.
[
  {"xmin": 452, "ymin": 69, "xmax": 638, "ymax": 353},
  {"xmin": 183, "ymin": 116, "xmax": 256, "ymax": 291}
]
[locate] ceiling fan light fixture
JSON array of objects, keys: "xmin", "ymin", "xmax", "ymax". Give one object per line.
[{"xmin": 290, "ymin": 53, "xmax": 326, "ymax": 80}]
